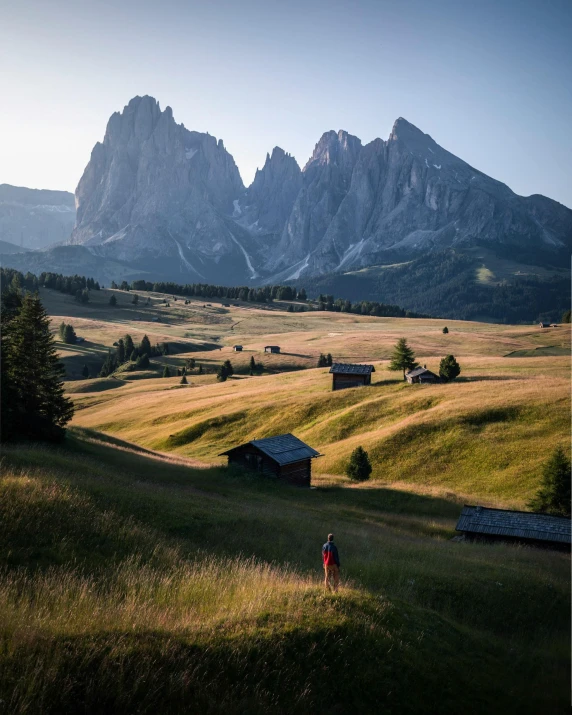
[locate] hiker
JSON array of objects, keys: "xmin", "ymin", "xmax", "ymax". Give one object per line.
[{"xmin": 322, "ymin": 533, "xmax": 340, "ymax": 592}]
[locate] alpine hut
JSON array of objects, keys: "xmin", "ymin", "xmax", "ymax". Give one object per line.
[
  {"xmin": 329, "ymin": 363, "xmax": 374, "ymax": 391},
  {"xmin": 220, "ymin": 433, "xmax": 321, "ymax": 487},
  {"xmin": 456, "ymin": 505, "xmax": 571, "ymax": 550},
  {"xmin": 233, "ymin": 345, "xmax": 243, "ymax": 352},
  {"xmin": 405, "ymin": 366, "xmax": 440, "ymax": 384},
  {"xmin": 264, "ymin": 345, "xmax": 281, "ymax": 354}
]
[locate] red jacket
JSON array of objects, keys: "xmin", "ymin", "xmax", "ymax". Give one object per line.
[{"xmin": 322, "ymin": 542, "xmax": 340, "ymax": 567}]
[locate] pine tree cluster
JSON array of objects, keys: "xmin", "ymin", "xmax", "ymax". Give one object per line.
[
  {"xmin": 98, "ymin": 334, "xmax": 168, "ymax": 377},
  {"xmin": 217, "ymin": 359, "xmax": 234, "ymax": 382},
  {"xmin": 317, "ymin": 353, "xmax": 333, "ymax": 367}
]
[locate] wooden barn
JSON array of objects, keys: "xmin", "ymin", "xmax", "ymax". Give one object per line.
[
  {"xmin": 329, "ymin": 363, "xmax": 374, "ymax": 391},
  {"xmin": 264, "ymin": 345, "xmax": 281, "ymax": 354},
  {"xmin": 233, "ymin": 345, "xmax": 243, "ymax": 352},
  {"xmin": 455, "ymin": 505, "xmax": 571, "ymax": 550},
  {"xmin": 220, "ymin": 433, "xmax": 321, "ymax": 487},
  {"xmin": 405, "ymin": 366, "xmax": 440, "ymax": 384}
]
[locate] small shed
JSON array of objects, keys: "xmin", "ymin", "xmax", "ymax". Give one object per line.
[
  {"xmin": 405, "ymin": 366, "xmax": 440, "ymax": 384},
  {"xmin": 220, "ymin": 433, "xmax": 320, "ymax": 487},
  {"xmin": 329, "ymin": 363, "xmax": 374, "ymax": 391},
  {"xmin": 539, "ymin": 322, "xmax": 550, "ymax": 328},
  {"xmin": 233, "ymin": 345, "xmax": 243, "ymax": 352},
  {"xmin": 456, "ymin": 505, "xmax": 571, "ymax": 550},
  {"xmin": 264, "ymin": 345, "xmax": 281, "ymax": 354}
]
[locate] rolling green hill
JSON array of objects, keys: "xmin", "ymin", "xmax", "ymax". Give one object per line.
[{"xmin": 1, "ymin": 431, "xmax": 569, "ymax": 714}]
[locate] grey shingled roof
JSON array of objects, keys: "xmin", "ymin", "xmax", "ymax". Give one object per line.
[
  {"xmin": 329, "ymin": 363, "xmax": 374, "ymax": 375},
  {"xmin": 221, "ymin": 433, "xmax": 321, "ymax": 466},
  {"xmin": 456, "ymin": 505, "xmax": 571, "ymax": 544},
  {"xmin": 406, "ymin": 366, "xmax": 438, "ymax": 378}
]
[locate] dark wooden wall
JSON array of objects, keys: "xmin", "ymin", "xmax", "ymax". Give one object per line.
[{"xmin": 332, "ymin": 373, "xmax": 370, "ymax": 391}]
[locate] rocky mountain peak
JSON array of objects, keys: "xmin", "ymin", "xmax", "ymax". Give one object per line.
[{"xmin": 304, "ymin": 130, "xmax": 362, "ymax": 172}]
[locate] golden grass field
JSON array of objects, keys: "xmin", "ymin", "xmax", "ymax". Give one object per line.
[{"xmin": 43, "ymin": 285, "xmax": 570, "ymax": 508}]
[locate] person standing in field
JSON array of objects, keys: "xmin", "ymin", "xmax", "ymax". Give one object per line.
[{"xmin": 322, "ymin": 533, "xmax": 340, "ymax": 592}]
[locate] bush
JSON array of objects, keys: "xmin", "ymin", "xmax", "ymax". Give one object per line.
[
  {"xmin": 346, "ymin": 447, "xmax": 372, "ymax": 482},
  {"xmin": 442, "ymin": 326, "xmax": 449, "ymax": 334}
]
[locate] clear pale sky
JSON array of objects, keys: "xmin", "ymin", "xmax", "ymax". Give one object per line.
[{"xmin": 1, "ymin": 0, "xmax": 571, "ymax": 207}]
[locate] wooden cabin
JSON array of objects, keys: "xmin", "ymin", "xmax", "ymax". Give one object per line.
[
  {"xmin": 405, "ymin": 366, "xmax": 440, "ymax": 384},
  {"xmin": 220, "ymin": 433, "xmax": 321, "ymax": 487},
  {"xmin": 233, "ymin": 345, "xmax": 243, "ymax": 352},
  {"xmin": 329, "ymin": 363, "xmax": 374, "ymax": 391},
  {"xmin": 455, "ymin": 505, "xmax": 571, "ymax": 550},
  {"xmin": 539, "ymin": 322, "xmax": 550, "ymax": 328},
  {"xmin": 264, "ymin": 345, "xmax": 281, "ymax": 354}
]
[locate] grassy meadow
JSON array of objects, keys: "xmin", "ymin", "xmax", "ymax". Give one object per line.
[
  {"xmin": 1, "ymin": 286, "xmax": 570, "ymax": 712},
  {"xmin": 1, "ymin": 432, "xmax": 570, "ymax": 713}
]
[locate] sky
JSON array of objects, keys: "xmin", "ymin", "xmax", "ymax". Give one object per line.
[{"xmin": 1, "ymin": 0, "xmax": 571, "ymax": 208}]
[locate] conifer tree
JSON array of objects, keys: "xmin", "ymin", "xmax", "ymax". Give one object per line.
[
  {"xmin": 528, "ymin": 447, "xmax": 571, "ymax": 516},
  {"xmin": 326, "ymin": 353, "xmax": 333, "ymax": 367},
  {"xmin": 442, "ymin": 326, "xmax": 449, "ymax": 334},
  {"xmin": 58, "ymin": 321, "xmax": 66, "ymax": 340},
  {"xmin": 162, "ymin": 365, "xmax": 171, "ymax": 378},
  {"xmin": 217, "ymin": 364, "xmax": 229, "ymax": 382},
  {"xmin": 389, "ymin": 338, "xmax": 418, "ymax": 379},
  {"xmin": 317, "ymin": 354, "xmax": 327, "ymax": 367},
  {"xmin": 63, "ymin": 324, "xmax": 77, "ymax": 344},
  {"xmin": 0, "ymin": 286, "xmax": 23, "ymax": 440},
  {"xmin": 439, "ymin": 355, "xmax": 461, "ymax": 382},
  {"xmin": 109, "ymin": 294, "xmax": 117, "ymax": 306},
  {"xmin": 117, "ymin": 339, "xmax": 125, "ymax": 364},
  {"xmin": 132, "ymin": 294, "xmax": 139, "ymax": 305},
  {"xmin": 123, "ymin": 334, "xmax": 135, "ymax": 359},
  {"xmin": 249, "ymin": 355, "xmax": 256, "ymax": 373},
  {"xmin": 139, "ymin": 334, "xmax": 152, "ymax": 356},
  {"xmin": 180, "ymin": 374, "xmax": 188, "ymax": 385},
  {"xmin": 223, "ymin": 359, "xmax": 233, "ymax": 377},
  {"xmin": 81, "ymin": 364, "xmax": 89, "ymax": 379},
  {"xmin": 346, "ymin": 446, "xmax": 372, "ymax": 482},
  {"xmin": 198, "ymin": 364, "xmax": 203, "ymax": 375},
  {"xmin": 2, "ymin": 293, "xmax": 74, "ymax": 441}
]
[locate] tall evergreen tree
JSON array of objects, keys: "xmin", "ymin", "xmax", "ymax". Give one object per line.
[
  {"xmin": 223, "ymin": 359, "xmax": 234, "ymax": 377},
  {"xmin": 2, "ymin": 293, "xmax": 74, "ymax": 442},
  {"xmin": 81, "ymin": 364, "xmax": 90, "ymax": 379},
  {"xmin": 117, "ymin": 339, "xmax": 125, "ymax": 364},
  {"xmin": 180, "ymin": 374, "xmax": 188, "ymax": 385},
  {"xmin": 326, "ymin": 353, "xmax": 333, "ymax": 367},
  {"xmin": 123, "ymin": 334, "xmax": 134, "ymax": 359},
  {"xmin": 58, "ymin": 321, "xmax": 66, "ymax": 340},
  {"xmin": 389, "ymin": 338, "xmax": 418, "ymax": 379},
  {"xmin": 0, "ymin": 286, "xmax": 23, "ymax": 440},
  {"xmin": 442, "ymin": 326, "xmax": 449, "ymax": 334},
  {"xmin": 528, "ymin": 447, "xmax": 571, "ymax": 517},
  {"xmin": 139, "ymin": 334, "xmax": 152, "ymax": 357},
  {"xmin": 162, "ymin": 365, "xmax": 171, "ymax": 378},
  {"xmin": 132, "ymin": 293, "xmax": 139, "ymax": 305},
  {"xmin": 109, "ymin": 294, "xmax": 117, "ymax": 306}
]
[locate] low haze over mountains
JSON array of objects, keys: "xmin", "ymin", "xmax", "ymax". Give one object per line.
[
  {"xmin": 0, "ymin": 184, "xmax": 75, "ymax": 251},
  {"xmin": 2, "ymin": 95, "xmax": 570, "ymax": 320}
]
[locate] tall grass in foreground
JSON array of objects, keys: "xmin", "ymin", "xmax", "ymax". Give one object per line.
[{"xmin": 1, "ymin": 439, "xmax": 570, "ymax": 714}]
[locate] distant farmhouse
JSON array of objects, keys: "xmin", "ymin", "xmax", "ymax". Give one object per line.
[
  {"xmin": 539, "ymin": 322, "xmax": 551, "ymax": 328},
  {"xmin": 220, "ymin": 433, "xmax": 320, "ymax": 487},
  {"xmin": 233, "ymin": 345, "xmax": 243, "ymax": 352},
  {"xmin": 405, "ymin": 366, "xmax": 440, "ymax": 384},
  {"xmin": 264, "ymin": 345, "xmax": 280, "ymax": 354},
  {"xmin": 456, "ymin": 505, "xmax": 571, "ymax": 550},
  {"xmin": 330, "ymin": 363, "xmax": 374, "ymax": 391}
]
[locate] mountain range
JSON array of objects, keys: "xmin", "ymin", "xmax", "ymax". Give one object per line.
[{"xmin": 2, "ymin": 95, "xmax": 570, "ymax": 320}]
